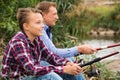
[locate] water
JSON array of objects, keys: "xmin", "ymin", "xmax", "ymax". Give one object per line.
[{"xmin": 79, "ymin": 37, "xmax": 120, "ymax": 61}]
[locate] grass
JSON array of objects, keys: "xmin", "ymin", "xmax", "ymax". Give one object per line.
[
  {"xmin": 0, "ymin": 56, "xmax": 2, "ymax": 71},
  {"xmin": 87, "ymin": 5, "xmax": 115, "ymax": 15},
  {"xmin": 0, "ymin": 56, "xmax": 2, "ymax": 80}
]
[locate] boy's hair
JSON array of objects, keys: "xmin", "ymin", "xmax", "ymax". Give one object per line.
[
  {"xmin": 36, "ymin": 1, "xmax": 56, "ymax": 13},
  {"xmin": 16, "ymin": 8, "xmax": 42, "ymax": 31}
]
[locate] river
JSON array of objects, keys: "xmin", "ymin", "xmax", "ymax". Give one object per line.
[{"xmin": 78, "ymin": 36, "xmax": 120, "ymax": 61}]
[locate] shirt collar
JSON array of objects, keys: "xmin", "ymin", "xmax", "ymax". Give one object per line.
[
  {"xmin": 44, "ymin": 24, "xmax": 52, "ymax": 31},
  {"xmin": 20, "ymin": 31, "xmax": 37, "ymax": 47},
  {"xmin": 44, "ymin": 24, "xmax": 49, "ymax": 31}
]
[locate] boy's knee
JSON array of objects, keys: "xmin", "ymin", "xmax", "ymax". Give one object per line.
[
  {"xmin": 37, "ymin": 72, "xmax": 63, "ymax": 80},
  {"xmin": 48, "ymin": 72, "xmax": 63, "ymax": 80}
]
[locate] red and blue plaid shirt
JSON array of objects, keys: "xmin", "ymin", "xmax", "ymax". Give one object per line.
[{"xmin": 1, "ymin": 31, "xmax": 68, "ymax": 79}]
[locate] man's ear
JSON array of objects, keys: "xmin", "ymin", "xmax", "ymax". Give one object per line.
[
  {"xmin": 23, "ymin": 23, "xmax": 29, "ymax": 31},
  {"xmin": 42, "ymin": 12, "xmax": 47, "ymax": 17}
]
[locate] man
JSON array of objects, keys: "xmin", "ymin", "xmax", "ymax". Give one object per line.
[
  {"xmin": 1, "ymin": 8, "xmax": 83, "ymax": 80},
  {"xmin": 36, "ymin": 1, "xmax": 96, "ymax": 80}
]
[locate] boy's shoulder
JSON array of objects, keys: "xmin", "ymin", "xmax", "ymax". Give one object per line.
[{"xmin": 9, "ymin": 31, "xmax": 27, "ymax": 44}]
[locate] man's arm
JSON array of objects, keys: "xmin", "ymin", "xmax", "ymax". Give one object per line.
[{"xmin": 40, "ymin": 30, "xmax": 78, "ymax": 58}]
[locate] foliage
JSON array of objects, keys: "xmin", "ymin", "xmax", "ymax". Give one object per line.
[
  {"xmin": 0, "ymin": 0, "xmax": 76, "ymax": 43},
  {"xmin": 46, "ymin": 0, "xmax": 77, "ymax": 13},
  {"xmin": 90, "ymin": 5, "xmax": 120, "ymax": 31},
  {"xmin": 57, "ymin": 4, "xmax": 120, "ymax": 42}
]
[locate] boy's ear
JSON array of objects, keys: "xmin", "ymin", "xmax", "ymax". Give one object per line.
[{"xmin": 23, "ymin": 23, "xmax": 29, "ymax": 31}]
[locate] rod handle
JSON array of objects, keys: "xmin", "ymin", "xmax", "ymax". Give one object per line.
[{"xmin": 79, "ymin": 58, "xmax": 101, "ymax": 67}]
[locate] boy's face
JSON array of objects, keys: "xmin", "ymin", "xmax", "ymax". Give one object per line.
[
  {"xmin": 24, "ymin": 12, "xmax": 44, "ymax": 37},
  {"xmin": 43, "ymin": 6, "xmax": 59, "ymax": 27}
]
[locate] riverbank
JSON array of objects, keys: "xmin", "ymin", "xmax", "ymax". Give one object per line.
[
  {"xmin": 103, "ymin": 59, "xmax": 120, "ymax": 71},
  {"xmin": 89, "ymin": 28, "xmax": 120, "ymax": 37}
]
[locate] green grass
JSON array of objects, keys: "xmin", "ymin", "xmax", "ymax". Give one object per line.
[
  {"xmin": 87, "ymin": 5, "xmax": 115, "ymax": 15},
  {"xmin": 0, "ymin": 56, "xmax": 2, "ymax": 71},
  {"xmin": 0, "ymin": 56, "xmax": 2, "ymax": 80}
]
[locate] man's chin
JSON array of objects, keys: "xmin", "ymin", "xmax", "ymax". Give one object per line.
[
  {"xmin": 51, "ymin": 24, "xmax": 56, "ymax": 27},
  {"xmin": 49, "ymin": 23, "xmax": 56, "ymax": 26}
]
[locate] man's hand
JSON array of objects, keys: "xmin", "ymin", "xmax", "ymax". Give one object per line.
[
  {"xmin": 78, "ymin": 45, "xmax": 96, "ymax": 55},
  {"xmin": 63, "ymin": 63, "xmax": 83, "ymax": 76}
]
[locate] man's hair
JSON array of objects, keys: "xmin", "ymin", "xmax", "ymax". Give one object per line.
[
  {"xmin": 16, "ymin": 8, "xmax": 42, "ymax": 31},
  {"xmin": 36, "ymin": 1, "xmax": 56, "ymax": 13}
]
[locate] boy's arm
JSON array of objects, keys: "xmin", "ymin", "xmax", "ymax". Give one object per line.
[{"xmin": 12, "ymin": 40, "xmax": 66, "ymax": 76}]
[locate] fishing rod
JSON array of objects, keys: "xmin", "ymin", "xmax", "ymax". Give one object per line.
[
  {"xmin": 96, "ymin": 43, "xmax": 120, "ymax": 51},
  {"xmin": 79, "ymin": 50, "xmax": 120, "ymax": 67},
  {"xmin": 75, "ymin": 43, "xmax": 120, "ymax": 57},
  {"xmin": 77, "ymin": 43, "xmax": 120, "ymax": 77}
]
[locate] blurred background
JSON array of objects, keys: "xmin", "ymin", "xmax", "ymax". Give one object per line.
[{"xmin": 0, "ymin": 0, "xmax": 120, "ymax": 80}]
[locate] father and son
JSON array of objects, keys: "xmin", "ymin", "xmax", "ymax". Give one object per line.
[{"xmin": 1, "ymin": 1, "xmax": 96, "ymax": 80}]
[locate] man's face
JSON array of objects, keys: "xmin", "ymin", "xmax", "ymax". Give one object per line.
[
  {"xmin": 24, "ymin": 12, "xmax": 44, "ymax": 38},
  {"xmin": 43, "ymin": 6, "xmax": 59, "ymax": 27}
]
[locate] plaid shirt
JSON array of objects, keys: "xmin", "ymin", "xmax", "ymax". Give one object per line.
[{"xmin": 1, "ymin": 31, "xmax": 68, "ymax": 79}]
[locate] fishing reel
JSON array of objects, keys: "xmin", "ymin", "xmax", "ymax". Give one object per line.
[
  {"xmin": 84, "ymin": 64, "xmax": 100, "ymax": 78},
  {"xmin": 78, "ymin": 59, "xmax": 100, "ymax": 78},
  {"xmin": 76, "ymin": 43, "xmax": 120, "ymax": 78}
]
